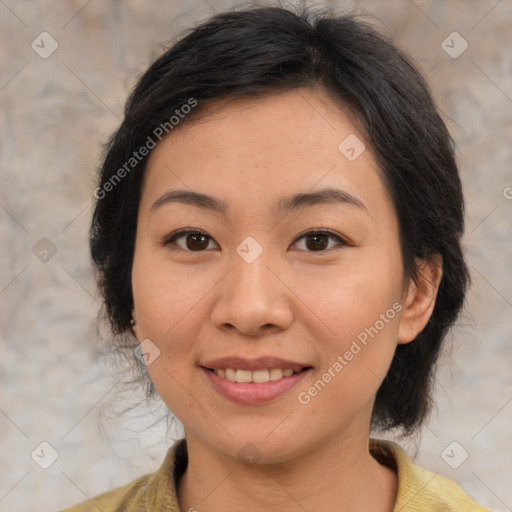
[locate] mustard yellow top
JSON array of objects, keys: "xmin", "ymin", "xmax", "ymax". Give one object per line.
[{"xmin": 60, "ymin": 438, "xmax": 491, "ymax": 511}]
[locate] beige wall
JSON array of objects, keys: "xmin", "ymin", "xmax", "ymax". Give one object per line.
[{"xmin": 1, "ymin": 1, "xmax": 510, "ymax": 510}]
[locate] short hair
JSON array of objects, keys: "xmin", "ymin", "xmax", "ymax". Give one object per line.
[{"xmin": 90, "ymin": 4, "xmax": 470, "ymax": 435}]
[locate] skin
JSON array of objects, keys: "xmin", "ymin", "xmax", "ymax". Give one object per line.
[{"xmin": 131, "ymin": 87, "xmax": 442, "ymax": 512}]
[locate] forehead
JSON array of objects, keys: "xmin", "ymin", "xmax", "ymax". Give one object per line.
[
  {"xmin": 157, "ymin": 87, "xmax": 362, "ymax": 161},
  {"xmin": 140, "ymin": 88, "xmax": 390, "ymax": 220}
]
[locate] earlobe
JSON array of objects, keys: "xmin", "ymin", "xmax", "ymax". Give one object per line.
[
  {"xmin": 131, "ymin": 309, "xmax": 140, "ymax": 340},
  {"xmin": 397, "ymin": 254, "xmax": 443, "ymax": 344}
]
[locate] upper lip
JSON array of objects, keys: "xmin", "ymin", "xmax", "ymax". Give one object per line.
[{"xmin": 201, "ymin": 356, "xmax": 310, "ymax": 372}]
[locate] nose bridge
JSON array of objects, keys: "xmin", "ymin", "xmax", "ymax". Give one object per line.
[
  {"xmin": 231, "ymin": 237, "xmax": 277, "ymax": 304},
  {"xmin": 211, "ymin": 238, "xmax": 292, "ymax": 333}
]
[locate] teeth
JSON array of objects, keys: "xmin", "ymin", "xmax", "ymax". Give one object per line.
[
  {"xmin": 235, "ymin": 370, "xmax": 252, "ymax": 383},
  {"xmin": 270, "ymin": 368, "xmax": 283, "ymax": 381},
  {"xmin": 252, "ymin": 370, "xmax": 270, "ymax": 383},
  {"xmin": 213, "ymin": 368, "xmax": 299, "ymax": 383}
]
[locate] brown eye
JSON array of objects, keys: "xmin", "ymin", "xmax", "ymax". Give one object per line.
[
  {"xmin": 163, "ymin": 230, "xmax": 217, "ymax": 251},
  {"xmin": 184, "ymin": 233, "xmax": 210, "ymax": 251},
  {"xmin": 293, "ymin": 230, "xmax": 346, "ymax": 252},
  {"xmin": 163, "ymin": 229, "xmax": 347, "ymax": 253},
  {"xmin": 305, "ymin": 233, "xmax": 329, "ymax": 251}
]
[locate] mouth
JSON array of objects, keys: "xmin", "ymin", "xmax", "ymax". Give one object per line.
[
  {"xmin": 204, "ymin": 367, "xmax": 306, "ymax": 383},
  {"xmin": 200, "ymin": 357, "xmax": 313, "ymax": 405}
]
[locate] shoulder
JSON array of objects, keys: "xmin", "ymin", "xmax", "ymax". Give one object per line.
[
  {"xmin": 59, "ymin": 439, "xmax": 187, "ymax": 512},
  {"xmin": 370, "ymin": 439, "xmax": 492, "ymax": 512},
  {"xmin": 59, "ymin": 474, "xmax": 151, "ymax": 512}
]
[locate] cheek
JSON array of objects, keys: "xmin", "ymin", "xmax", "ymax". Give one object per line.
[
  {"xmin": 305, "ymin": 315, "xmax": 400, "ymax": 420},
  {"xmin": 132, "ymin": 248, "xmax": 210, "ymax": 344},
  {"xmin": 306, "ymin": 268, "xmax": 402, "ymax": 393},
  {"xmin": 310, "ymin": 261, "xmax": 403, "ymax": 336}
]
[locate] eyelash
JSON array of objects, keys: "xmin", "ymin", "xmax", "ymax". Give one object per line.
[{"xmin": 161, "ymin": 228, "xmax": 349, "ymax": 253}]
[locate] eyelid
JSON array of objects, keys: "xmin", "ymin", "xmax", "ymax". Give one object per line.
[
  {"xmin": 162, "ymin": 228, "xmax": 350, "ymax": 251},
  {"xmin": 291, "ymin": 229, "xmax": 350, "ymax": 253},
  {"xmin": 294, "ymin": 228, "xmax": 349, "ymax": 245},
  {"xmin": 161, "ymin": 228, "xmax": 216, "ymax": 248}
]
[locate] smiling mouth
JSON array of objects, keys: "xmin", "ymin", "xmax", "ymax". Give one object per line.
[{"xmin": 204, "ymin": 367, "xmax": 310, "ymax": 383}]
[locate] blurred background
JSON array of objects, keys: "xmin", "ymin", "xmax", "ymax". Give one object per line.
[{"xmin": 0, "ymin": 1, "xmax": 510, "ymax": 510}]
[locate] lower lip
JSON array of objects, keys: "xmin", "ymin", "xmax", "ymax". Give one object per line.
[{"xmin": 202, "ymin": 367, "xmax": 311, "ymax": 405}]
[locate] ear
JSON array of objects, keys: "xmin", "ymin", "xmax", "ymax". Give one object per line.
[
  {"xmin": 131, "ymin": 309, "xmax": 141, "ymax": 340},
  {"xmin": 397, "ymin": 253, "xmax": 443, "ymax": 344}
]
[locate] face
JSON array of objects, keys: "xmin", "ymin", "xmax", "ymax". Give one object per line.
[{"xmin": 131, "ymin": 87, "xmax": 416, "ymax": 464}]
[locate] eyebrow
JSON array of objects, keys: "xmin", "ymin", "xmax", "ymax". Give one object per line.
[{"xmin": 150, "ymin": 187, "xmax": 368, "ymax": 215}]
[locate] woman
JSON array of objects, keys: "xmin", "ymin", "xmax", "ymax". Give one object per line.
[{"xmin": 62, "ymin": 5, "xmax": 490, "ymax": 511}]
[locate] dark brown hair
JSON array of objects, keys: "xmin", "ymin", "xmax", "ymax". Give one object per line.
[{"xmin": 90, "ymin": 4, "xmax": 470, "ymax": 435}]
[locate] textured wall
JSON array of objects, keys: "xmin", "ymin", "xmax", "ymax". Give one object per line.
[{"xmin": 0, "ymin": 1, "xmax": 510, "ymax": 511}]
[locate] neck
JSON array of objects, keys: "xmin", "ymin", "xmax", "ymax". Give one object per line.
[{"xmin": 177, "ymin": 430, "xmax": 397, "ymax": 512}]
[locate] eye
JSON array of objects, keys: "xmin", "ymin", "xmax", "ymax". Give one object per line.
[
  {"xmin": 292, "ymin": 229, "xmax": 348, "ymax": 252},
  {"xmin": 162, "ymin": 229, "xmax": 218, "ymax": 252},
  {"xmin": 162, "ymin": 228, "xmax": 348, "ymax": 253}
]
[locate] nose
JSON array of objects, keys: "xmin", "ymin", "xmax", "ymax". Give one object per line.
[{"xmin": 210, "ymin": 248, "xmax": 294, "ymax": 337}]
